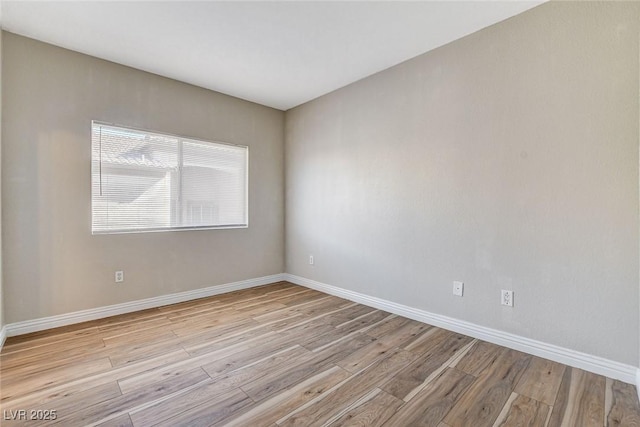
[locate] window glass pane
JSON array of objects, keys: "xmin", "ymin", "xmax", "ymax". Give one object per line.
[
  {"xmin": 91, "ymin": 122, "xmax": 248, "ymax": 234},
  {"xmin": 182, "ymin": 140, "xmax": 247, "ymax": 227}
]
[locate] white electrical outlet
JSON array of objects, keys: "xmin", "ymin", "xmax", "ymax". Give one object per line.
[
  {"xmin": 309, "ymin": 255, "xmax": 314, "ymax": 265},
  {"xmin": 115, "ymin": 271, "xmax": 124, "ymax": 283},
  {"xmin": 501, "ymin": 290, "xmax": 513, "ymax": 307},
  {"xmin": 453, "ymin": 281, "xmax": 464, "ymax": 297}
]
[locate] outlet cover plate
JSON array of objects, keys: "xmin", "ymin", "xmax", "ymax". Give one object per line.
[
  {"xmin": 501, "ymin": 290, "xmax": 513, "ymax": 307},
  {"xmin": 453, "ymin": 281, "xmax": 464, "ymax": 297}
]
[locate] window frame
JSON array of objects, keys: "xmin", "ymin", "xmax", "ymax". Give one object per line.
[{"xmin": 91, "ymin": 121, "xmax": 249, "ymax": 235}]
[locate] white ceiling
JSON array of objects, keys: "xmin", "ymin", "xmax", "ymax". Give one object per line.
[{"xmin": 1, "ymin": 1, "xmax": 543, "ymax": 111}]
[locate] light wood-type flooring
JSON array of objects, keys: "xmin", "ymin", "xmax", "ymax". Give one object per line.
[{"xmin": 1, "ymin": 282, "xmax": 639, "ymax": 426}]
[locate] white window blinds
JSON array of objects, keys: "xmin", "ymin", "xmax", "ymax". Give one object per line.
[{"xmin": 91, "ymin": 122, "xmax": 248, "ymax": 234}]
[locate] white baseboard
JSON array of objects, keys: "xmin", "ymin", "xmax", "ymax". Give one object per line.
[
  {"xmin": 285, "ymin": 273, "xmax": 638, "ymax": 386},
  {"xmin": 3, "ymin": 271, "xmax": 638, "ymax": 387},
  {"xmin": 0, "ymin": 325, "xmax": 7, "ymax": 349},
  {"xmin": 636, "ymin": 369, "xmax": 640, "ymax": 401},
  {"xmin": 3, "ymin": 273, "xmax": 286, "ymax": 339}
]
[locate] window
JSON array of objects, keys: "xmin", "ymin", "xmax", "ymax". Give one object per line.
[{"xmin": 91, "ymin": 122, "xmax": 248, "ymax": 234}]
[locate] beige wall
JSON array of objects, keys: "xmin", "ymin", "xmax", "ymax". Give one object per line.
[
  {"xmin": 286, "ymin": 1, "xmax": 640, "ymax": 365},
  {"xmin": 2, "ymin": 32, "xmax": 285, "ymax": 323},
  {"xmin": 0, "ymin": 27, "xmax": 3, "ymax": 331}
]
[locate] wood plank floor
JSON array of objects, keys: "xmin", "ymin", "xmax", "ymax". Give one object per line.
[{"xmin": 1, "ymin": 282, "xmax": 639, "ymax": 426}]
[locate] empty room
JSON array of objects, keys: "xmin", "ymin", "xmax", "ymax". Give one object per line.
[{"xmin": 0, "ymin": 0, "xmax": 639, "ymax": 426}]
